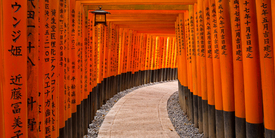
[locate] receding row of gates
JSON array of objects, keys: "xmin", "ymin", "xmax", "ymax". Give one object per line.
[{"xmin": 0, "ymin": 0, "xmax": 178, "ymax": 138}]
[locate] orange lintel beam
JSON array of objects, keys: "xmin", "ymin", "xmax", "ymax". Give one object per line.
[
  {"xmin": 102, "ymin": 10, "xmax": 186, "ymax": 14},
  {"xmin": 136, "ymin": 30, "xmax": 175, "ymax": 34},
  {"xmin": 79, "ymin": 0, "xmax": 197, "ymax": 5}
]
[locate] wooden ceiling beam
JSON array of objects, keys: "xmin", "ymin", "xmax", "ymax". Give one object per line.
[
  {"xmin": 78, "ymin": 0, "xmax": 196, "ymax": 5},
  {"xmin": 95, "ymin": 10, "xmax": 186, "ymax": 14},
  {"xmin": 85, "ymin": 4, "xmax": 189, "ymax": 10}
]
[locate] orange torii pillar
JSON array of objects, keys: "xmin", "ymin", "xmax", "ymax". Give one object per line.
[
  {"xmin": 82, "ymin": 6, "xmax": 88, "ymax": 137},
  {"xmin": 176, "ymin": 17, "xmax": 182, "ymax": 100},
  {"xmin": 210, "ymin": 0, "xmax": 224, "ymax": 137},
  {"xmin": 27, "ymin": 0, "xmax": 39, "ymax": 137},
  {"xmin": 141, "ymin": 33, "xmax": 145, "ymax": 85},
  {"xmin": 198, "ymin": 0, "xmax": 208, "ymax": 135},
  {"xmin": 38, "ymin": 1, "xmax": 46, "ymax": 137},
  {"xmin": 3, "ymin": 1, "xmax": 28, "ymax": 138},
  {"xmin": 185, "ymin": 10, "xmax": 194, "ymax": 123},
  {"xmin": 117, "ymin": 28, "xmax": 123, "ymax": 92},
  {"xmin": 102, "ymin": 24, "xmax": 108, "ymax": 102},
  {"xmin": 230, "ymin": 0, "xmax": 246, "ymax": 137},
  {"xmin": 166, "ymin": 37, "xmax": 171, "ymax": 81},
  {"xmin": 68, "ymin": 0, "xmax": 76, "ymax": 137},
  {"xmin": 155, "ymin": 36, "xmax": 159, "ymax": 82},
  {"xmin": 106, "ymin": 22, "xmax": 112, "ymax": 99},
  {"xmin": 215, "ymin": 0, "xmax": 235, "ymax": 137},
  {"xmin": 122, "ymin": 29, "xmax": 128, "ymax": 90},
  {"xmin": 0, "ymin": 1, "xmax": 4, "ymax": 137},
  {"xmin": 189, "ymin": 4, "xmax": 199, "ymax": 128},
  {"xmin": 126, "ymin": 30, "xmax": 133, "ymax": 89},
  {"xmin": 239, "ymin": 0, "xmax": 264, "ymax": 137},
  {"xmin": 50, "ymin": 1, "xmax": 60, "ymax": 138},
  {"xmin": 151, "ymin": 36, "xmax": 156, "ymax": 82},
  {"xmin": 63, "ymin": 0, "xmax": 70, "ymax": 137},
  {"xmin": 168, "ymin": 37, "xmax": 173, "ymax": 80},
  {"xmin": 173, "ymin": 37, "xmax": 177, "ymax": 80},
  {"xmin": 45, "ymin": 0, "xmax": 55, "ymax": 137},
  {"xmin": 256, "ymin": 0, "xmax": 275, "ymax": 137},
  {"xmin": 140, "ymin": 33, "xmax": 144, "ymax": 85},
  {"xmin": 164, "ymin": 37, "xmax": 168, "ymax": 81},
  {"xmin": 195, "ymin": 2, "xmax": 203, "ymax": 132},
  {"xmin": 179, "ymin": 12, "xmax": 188, "ymax": 115},
  {"xmin": 84, "ymin": 8, "xmax": 92, "ymax": 131},
  {"xmin": 159, "ymin": 37, "xmax": 164, "ymax": 82},
  {"xmin": 114, "ymin": 24, "xmax": 119, "ymax": 94},
  {"xmin": 147, "ymin": 35, "xmax": 152, "ymax": 83},
  {"xmin": 58, "ymin": 0, "xmax": 67, "ymax": 137},
  {"xmin": 89, "ymin": 12, "xmax": 98, "ymax": 117},
  {"xmin": 204, "ymin": 0, "xmax": 216, "ymax": 137}
]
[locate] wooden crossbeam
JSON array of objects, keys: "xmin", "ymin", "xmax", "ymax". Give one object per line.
[
  {"xmin": 85, "ymin": 5, "xmax": 189, "ymax": 10},
  {"xmin": 78, "ymin": 0, "xmax": 196, "ymax": 5}
]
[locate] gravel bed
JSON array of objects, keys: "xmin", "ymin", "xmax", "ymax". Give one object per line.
[
  {"xmin": 85, "ymin": 81, "xmax": 168, "ymax": 138},
  {"xmin": 168, "ymin": 91, "xmax": 204, "ymax": 138}
]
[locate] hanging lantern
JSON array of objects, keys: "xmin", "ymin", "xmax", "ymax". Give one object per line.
[{"xmin": 91, "ymin": 6, "xmax": 110, "ymax": 26}]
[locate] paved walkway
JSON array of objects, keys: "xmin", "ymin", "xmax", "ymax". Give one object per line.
[{"xmin": 98, "ymin": 81, "xmax": 179, "ymax": 138}]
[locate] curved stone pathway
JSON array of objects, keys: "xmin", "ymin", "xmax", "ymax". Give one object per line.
[{"xmin": 98, "ymin": 81, "xmax": 179, "ymax": 138}]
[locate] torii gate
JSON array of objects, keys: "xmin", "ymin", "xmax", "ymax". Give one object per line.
[{"xmin": 1, "ymin": 0, "xmax": 275, "ymax": 138}]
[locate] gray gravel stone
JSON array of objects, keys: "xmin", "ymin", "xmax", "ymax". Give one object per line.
[{"xmin": 167, "ymin": 91, "xmax": 204, "ymax": 138}]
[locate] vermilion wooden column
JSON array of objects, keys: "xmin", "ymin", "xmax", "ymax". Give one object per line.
[
  {"xmin": 81, "ymin": 6, "xmax": 87, "ymax": 137},
  {"xmin": 230, "ymin": 0, "xmax": 246, "ymax": 137},
  {"xmin": 180, "ymin": 13, "xmax": 188, "ymax": 111},
  {"xmin": 151, "ymin": 36, "xmax": 156, "ymax": 82},
  {"xmin": 198, "ymin": 0, "xmax": 208, "ymax": 136},
  {"xmin": 38, "ymin": 1, "xmax": 45, "ymax": 137},
  {"xmin": 155, "ymin": 36, "xmax": 159, "ymax": 82},
  {"xmin": 3, "ymin": 0, "xmax": 28, "ymax": 138},
  {"xmin": 162, "ymin": 36, "xmax": 166, "ymax": 80},
  {"xmin": 43, "ymin": 0, "xmax": 53, "ymax": 137},
  {"xmin": 77, "ymin": 7, "xmax": 82, "ymax": 137},
  {"xmin": 51, "ymin": 1, "xmax": 60, "ymax": 137},
  {"xmin": 0, "ymin": 1, "xmax": 4, "ymax": 137},
  {"xmin": 159, "ymin": 37, "xmax": 164, "ymax": 82},
  {"xmin": 215, "ymin": 0, "xmax": 235, "ymax": 137},
  {"xmin": 195, "ymin": 2, "xmax": 203, "ymax": 132},
  {"xmin": 83, "ymin": 8, "xmax": 89, "ymax": 100},
  {"xmin": 185, "ymin": 10, "xmax": 194, "ymax": 123},
  {"xmin": 204, "ymin": 0, "xmax": 216, "ymax": 137},
  {"xmin": 106, "ymin": 22, "xmax": 112, "ymax": 99},
  {"xmin": 174, "ymin": 37, "xmax": 177, "ymax": 78},
  {"xmin": 87, "ymin": 11, "xmax": 92, "ymax": 95},
  {"xmin": 255, "ymin": 0, "xmax": 275, "ymax": 137},
  {"xmin": 126, "ymin": 30, "xmax": 132, "ymax": 87},
  {"xmin": 210, "ymin": 0, "xmax": 224, "ymax": 137},
  {"xmin": 239, "ymin": 0, "xmax": 263, "ymax": 137},
  {"xmin": 27, "ymin": 0, "xmax": 39, "ymax": 137},
  {"xmin": 174, "ymin": 37, "xmax": 178, "ymax": 77},
  {"xmin": 64, "ymin": 1, "xmax": 70, "ymax": 137},
  {"xmin": 189, "ymin": 4, "xmax": 199, "ymax": 128},
  {"xmin": 167, "ymin": 37, "xmax": 171, "ymax": 79},
  {"xmin": 69, "ymin": 0, "xmax": 77, "ymax": 137},
  {"xmin": 273, "ymin": 0, "xmax": 275, "ymax": 67},
  {"xmin": 121, "ymin": 29, "xmax": 127, "ymax": 89},
  {"xmin": 176, "ymin": 18, "xmax": 182, "ymax": 84},
  {"xmin": 272, "ymin": 1, "xmax": 275, "ymax": 134},
  {"xmin": 169, "ymin": 37, "xmax": 173, "ymax": 80},
  {"xmin": 58, "ymin": 0, "xmax": 66, "ymax": 136},
  {"xmin": 147, "ymin": 35, "xmax": 152, "ymax": 83},
  {"xmin": 102, "ymin": 24, "xmax": 107, "ymax": 100},
  {"xmin": 99, "ymin": 24, "xmax": 104, "ymax": 106}
]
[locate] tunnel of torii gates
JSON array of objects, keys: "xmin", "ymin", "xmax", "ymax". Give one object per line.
[{"xmin": 1, "ymin": 0, "xmax": 275, "ymax": 138}]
